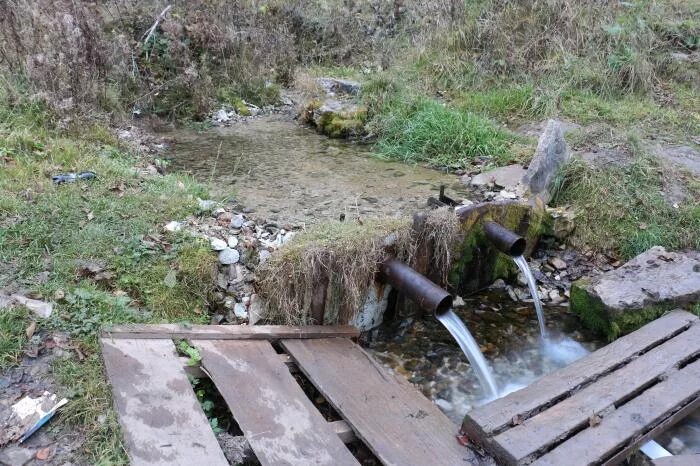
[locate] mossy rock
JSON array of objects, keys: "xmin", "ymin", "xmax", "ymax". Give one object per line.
[
  {"xmin": 570, "ymin": 281, "xmax": 699, "ymax": 341},
  {"xmin": 449, "ymin": 201, "xmax": 547, "ymax": 295},
  {"xmin": 233, "ymin": 98, "xmax": 251, "ymax": 117},
  {"xmin": 570, "ymin": 247, "xmax": 700, "ymax": 340},
  {"xmin": 301, "ymin": 98, "xmax": 368, "ymax": 139}
]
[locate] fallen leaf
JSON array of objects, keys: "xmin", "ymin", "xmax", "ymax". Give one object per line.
[
  {"xmin": 36, "ymin": 447, "xmax": 51, "ymax": 460},
  {"xmin": 589, "ymin": 413, "xmax": 602, "ymax": 427},
  {"xmin": 87, "ymin": 211, "xmax": 94, "ymax": 221},
  {"xmin": 512, "ymin": 414, "xmax": 522, "ymax": 426},
  {"xmin": 111, "ymin": 181, "xmax": 126, "ymax": 198},
  {"xmin": 638, "ymin": 223, "xmax": 648, "ymax": 230},
  {"xmin": 26, "ymin": 321, "xmax": 37, "ymax": 339}
]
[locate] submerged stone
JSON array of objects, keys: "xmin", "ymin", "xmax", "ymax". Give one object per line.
[{"xmin": 571, "ymin": 246, "xmax": 700, "ymax": 339}]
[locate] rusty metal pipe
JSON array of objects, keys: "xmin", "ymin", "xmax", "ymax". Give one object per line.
[
  {"xmin": 379, "ymin": 258, "xmax": 453, "ymax": 317},
  {"xmin": 483, "ymin": 221, "xmax": 526, "ymax": 257}
]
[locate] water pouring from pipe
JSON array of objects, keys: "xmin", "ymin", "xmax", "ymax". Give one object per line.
[
  {"xmin": 379, "ymin": 258, "xmax": 500, "ymax": 398},
  {"xmin": 482, "ymin": 221, "xmax": 547, "ymax": 338},
  {"xmin": 435, "ymin": 309, "xmax": 499, "ymax": 399}
]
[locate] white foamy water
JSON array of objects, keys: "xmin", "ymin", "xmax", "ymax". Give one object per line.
[{"xmin": 436, "ymin": 309, "xmax": 499, "ymax": 399}]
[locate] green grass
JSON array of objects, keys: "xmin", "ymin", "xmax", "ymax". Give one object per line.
[
  {"xmin": 0, "ymin": 307, "xmax": 31, "ymax": 370},
  {"xmin": 370, "ymin": 97, "xmax": 513, "ymax": 168},
  {"xmin": 553, "ymin": 153, "xmax": 700, "ymax": 259},
  {"xmin": 459, "ymin": 84, "xmax": 548, "ymax": 120},
  {"xmin": 0, "ymin": 86, "xmax": 218, "ymax": 463}
]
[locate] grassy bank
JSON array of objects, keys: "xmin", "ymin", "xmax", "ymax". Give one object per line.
[{"xmin": 0, "ymin": 87, "xmax": 217, "ymax": 462}]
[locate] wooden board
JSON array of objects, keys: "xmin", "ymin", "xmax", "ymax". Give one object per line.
[
  {"xmin": 101, "ymin": 338, "xmax": 228, "ymax": 466},
  {"xmin": 653, "ymin": 455, "xmax": 700, "ymax": 466},
  {"xmin": 491, "ymin": 323, "xmax": 700, "ymax": 463},
  {"xmin": 463, "ymin": 310, "xmax": 697, "ymax": 438},
  {"xmin": 534, "ymin": 359, "xmax": 700, "ymax": 465},
  {"xmin": 103, "ymin": 324, "xmax": 359, "ymax": 340},
  {"xmin": 195, "ymin": 340, "xmax": 359, "ymax": 466},
  {"xmin": 282, "ymin": 338, "xmax": 477, "ymax": 466}
]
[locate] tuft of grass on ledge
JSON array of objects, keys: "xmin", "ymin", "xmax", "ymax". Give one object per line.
[{"xmin": 370, "ymin": 97, "xmax": 513, "ymax": 169}]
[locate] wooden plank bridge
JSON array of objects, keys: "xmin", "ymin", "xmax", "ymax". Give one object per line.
[
  {"xmin": 101, "ymin": 324, "xmax": 476, "ymax": 466},
  {"xmin": 101, "ymin": 310, "xmax": 700, "ymax": 466},
  {"xmin": 462, "ymin": 310, "xmax": 700, "ymax": 465}
]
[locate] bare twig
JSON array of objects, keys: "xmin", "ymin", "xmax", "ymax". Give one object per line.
[
  {"xmin": 209, "ymin": 141, "xmax": 223, "ymax": 184},
  {"xmin": 141, "ymin": 5, "xmax": 172, "ymax": 45}
]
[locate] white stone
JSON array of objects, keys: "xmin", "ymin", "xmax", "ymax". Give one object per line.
[
  {"xmin": 227, "ymin": 236, "xmax": 239, "ymax": 248},
  {"xmin": 198, "ymin": 198, "xmax": 217, "ymax": 210},
  {"xmin": 218, "ymin": 248, "xmax": 240, "ymax": 265},
  {"xmin": 233, "ymin": 303, "xmax": 248, "ymax": 319},
  {"xmin": 350, "ymin": 284, "xmax": 392, "ymax": 331},
  {"xmin": 164, "ymin": 221, "xmax": 182, "ymax": 232},
  {"xmin": 259, "ymin": 250, "xmax": 272, "ymax": 264},
  {"xmin": 231, "ymin": 215, "xmax": 245, "ymax": 229},
  {"xmin": 212, "ymin": 108, "xmax": 230, "ymax": 123},
  {"xmin": 210, "ymin": 238, "xmax": 228, "ymax": 251}
]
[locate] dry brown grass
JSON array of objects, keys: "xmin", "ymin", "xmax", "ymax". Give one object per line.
[
  {"xmin": 420, "ymin": 206, "xmax": 461, "ymax": 284},
  {"xmin": 256, "ymin": 208, "xmax": 463, "ymax": 325},
  {"xmin": 256, "ymin": 218, "xmax": 414, "ymax": 325}
]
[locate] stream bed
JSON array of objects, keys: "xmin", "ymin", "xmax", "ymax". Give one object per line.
[{"xmin": 168, "ymin": 115, "xmax": 467, "ymax": 225}]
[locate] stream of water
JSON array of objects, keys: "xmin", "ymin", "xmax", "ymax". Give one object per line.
[
  {"xmin": 167, "ymin": 115, "xmax": 467, "ymax": 225},
  {"xmin": 513, "ymin": 255, "xmax": 546, "ymax": 337},
  {"xmin": 435, "ymin": 310, "xmax": 499, "ymax": 400}
]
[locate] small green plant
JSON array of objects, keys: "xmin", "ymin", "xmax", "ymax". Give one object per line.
[{"xmin": 176, "ymin": 340, "xmax": 202, "ymax": 366}]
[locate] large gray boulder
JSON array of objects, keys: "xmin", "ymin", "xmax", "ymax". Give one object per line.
[
  {"xmin": 571, "ymin": 246, "xmax": 700, "ymax": 338},
  {"xmin": 522, "ymin": 119, "xmax": 571, "ymax": 204}
]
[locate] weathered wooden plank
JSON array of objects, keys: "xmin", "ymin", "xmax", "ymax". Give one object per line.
[
  {"xmin": 101, "ymin": 338, "xmax": 228, "ymax": 466},
  {"xmin": 491, "ymin": 323, "xmax": 700, "ymax": 464},
  {"xmin": 195, "ymin": 340, "xmax": 358, "ymax": 466},
  {"xmin": 103, "ymin": 324, "xmax": 359, "ymax": 340},
  {"xmin": 463, "ymin": 310, "xmax": 697, "ymax": 439},
  {"xmin": 652, "ymin": 455, "xmax": 700, "ymax": 466},
  {"xmin": 282, "ymin": 338, "xmax": 477, "ymax": 466},
  {"xmin": 534, "ymin": 359, "xmax": 700, "ymax": 466}
]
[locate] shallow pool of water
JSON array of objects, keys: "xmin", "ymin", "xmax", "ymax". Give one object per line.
[
  {"xmin": 167, "ymin": 115, "xmax": 467, "ymax": 225},
  {"xmin": 368, "ymin": 291, "xmax": 603, "ymax": 423},
  {"xmin": 368, "ymin": 291, "xmax": 699, "ymax": 456}
]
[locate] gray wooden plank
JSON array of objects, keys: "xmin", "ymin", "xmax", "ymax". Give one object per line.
[
  {"xmin": 195, "ymin": 340, "xmax": 359, "ymax": 466},
  {"xmin": 103, "ymin": 324, "xmax": 359, "ymax": 340},
  {"xmin": 653, "ymin": 455, "xmax": 700, "ymax": 466},
  {"xmin": 534, "ymin": 358, "xmax": 700, "ymax": 466},
  {"xmin": 101, "ymin": 338, "xmax": 228, "ymax": 466},
  {"xmin": 282, "ymin": 338, "xmax": 478, "ymax": 466},
  {"xmin": 463, "ymin": 310, "xmax": 697, "ymax": 440},
  {"xmin": 491, "ymin": 323, "xmax": 700, "ymax": 464}
]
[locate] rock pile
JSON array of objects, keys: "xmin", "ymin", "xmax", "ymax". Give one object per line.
[{"xmin": 164, "ymin": 199, "xmax": 298, "ymax": 325}]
